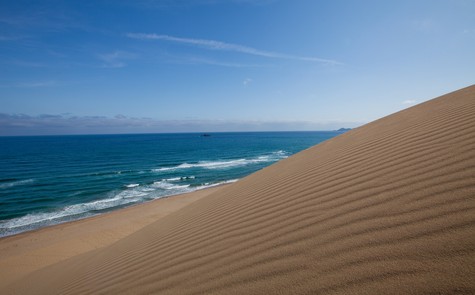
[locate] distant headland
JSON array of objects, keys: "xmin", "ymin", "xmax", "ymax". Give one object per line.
[{"xmin": 336, "ymin": 128, "xmax": 352, "ymax": 132}]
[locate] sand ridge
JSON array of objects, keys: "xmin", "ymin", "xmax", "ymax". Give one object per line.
[{"xmin": 4, "ymin": 85, "xmax": 475, "ymax": 294}]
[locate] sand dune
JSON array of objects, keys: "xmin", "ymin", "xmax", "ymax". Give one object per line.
[
  {"xmin": 5, "ymin": 85, "xmax": 475, "ymax": 294},
  {"xmin": 0, "ymin": 186, "xmax": 226, "ymax": 290}
]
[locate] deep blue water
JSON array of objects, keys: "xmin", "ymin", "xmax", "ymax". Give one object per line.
[{"xmin": 0, "ymin": 131, "xmax": 340, "ymax": 237}]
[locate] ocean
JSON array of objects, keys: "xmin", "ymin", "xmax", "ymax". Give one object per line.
[{"xmin": 0, "ymin": 131, "xmax": 340, "ymax": 237}]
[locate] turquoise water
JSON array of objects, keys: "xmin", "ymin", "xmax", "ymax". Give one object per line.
[{"xmin": 0, "ymin": 132, "xmax": 340, "ymax": 237}]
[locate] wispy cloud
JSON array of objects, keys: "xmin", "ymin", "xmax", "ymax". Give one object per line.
[
  {"xmin": 0, "ymin": 6, "xmax": 102, "ymax": 34},
  {"xmin": 411, "ymin": 19, "xmax": 435, "ymax": 32},
  {"xmin": 19, "ymin": 81, "xmax": 57, "ymax": 87},
  {"xmin": 97, "ymin": 51, "xmax": 136, "ymax": 68},
  {"xmin": 126, "ymin": 33, "xmax": 340, "ymax": 64},
  {"xmin": 462, "ymin": 28, "xmax": 475, "ymax": 35},
  {"xmin": 183, "ymin": 57, "xmax": 265, "ymax": 68},
  {"xmin": 128, "ymin": 0, "xmax": 277, "ymax": 9},
  {"xmin": 0, "ymin": 81, "xmax": 57, "ymax": 88},
  {"xmin": 243, "ymin": 78, "xmax": 252, "ymax": 86},
  {"xmin": 5, "ymin": 60, "xmax": 48, "ymax": 68},
  {"xmin": 0, "ymin": 35, "xmax": 22, "ymax": 41},
  {"xmin": 402, "ymin": 99, "xmax": 417, "ymax": 105},
  {"xmin": 232, "ymin": 0, "xmax": 277, "ymax": 5}
]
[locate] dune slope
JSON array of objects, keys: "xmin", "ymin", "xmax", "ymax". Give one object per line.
[{"xmin": 7, "ymin": 85, "xmax": 475, "ymax": 294}]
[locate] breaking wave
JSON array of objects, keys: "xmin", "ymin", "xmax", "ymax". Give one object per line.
[
  {"xmin": 0, "ymin": 179, "xmax": 35, "ymax": 189},
  {"xmin": 153, "ymin": 151, "xmax": 288, "ymax": 172},
  {"xmin": 0, "ymin": 178, "xmax": 237, "ymax": 237}
]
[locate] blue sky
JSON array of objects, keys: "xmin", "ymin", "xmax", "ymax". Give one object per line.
[{"xmin": 1, "ymin": 0, "xmax": 474, "ymax": 135}]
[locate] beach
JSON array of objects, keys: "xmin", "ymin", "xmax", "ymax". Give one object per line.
[
  {"xmin": 2, "ymin": 85, "xmax": 475, "ymax": 294},
  {"xmin": 0, "ymin": 185, "xmax": 227, "ymax": 290}
]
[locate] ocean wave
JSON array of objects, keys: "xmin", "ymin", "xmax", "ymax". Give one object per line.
[
  {"xmin": 199, "ymin": 179, "xmax": 239, "ymax": 189},
  {"xmin": 0, "ymin": 190, "xmax": 146, "ymax": 232},
  {"xmin": 0, "ymin": 178, "xmax": 236, "ymax": 237},
  {"xmin": 0, "ymin": 179, "xmax": 35, "ymax": 189},
  {"xmin": 152, "ymin": 180, "xmax": 190, "ymax": 190},
  {"xmin": 163, "ymin": 176, "xmax": 195, "ymax": 182},
  {"xmin": 90, "ymin": 170, "xmax": 133, "ymax": 177},
  {"xmin": 153, "ymin": 151, "xmax": 288, "ymax": 172}
]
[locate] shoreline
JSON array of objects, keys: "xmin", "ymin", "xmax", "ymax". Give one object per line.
[
  {"xmin": 0, "ymin": 181, "xmax": 236, "ymax": 240},
  {"xmin": 0, "ymin": 184, "xmax": 229, "ymax": 289}
]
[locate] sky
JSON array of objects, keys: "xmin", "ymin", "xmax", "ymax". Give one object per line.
[{"xmin": 0, "ymin": 0, "xmax": 474, "ymax": 135}]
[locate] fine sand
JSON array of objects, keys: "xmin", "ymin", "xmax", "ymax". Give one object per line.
[
  {"xmin": 0, "ymin": 186, "xmax": 227, "ymax": 290},
  {"xmin": 3, "ymin": 85, "xmax": 475, "ymax": 294}
]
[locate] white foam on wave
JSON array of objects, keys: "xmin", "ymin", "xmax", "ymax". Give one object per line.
[
  {"xmin": 163, "ymin": 176, "xmax": 195, "ymax": 181},
  {"xmin": 164, "ymin": 177, "xmax": 181, "ymax": 181},
  {"xmin": 0, "ymin": 179, "xmax": 35, "ymax": 189},
  {"xmin": 152, "ymin": 180, "xmax": 190, "ymax": 190},
  {"xmin": 153, "ymin": 151, "xmax": 288, "ymax": 172},
  {"xmin": 152, "ymin": 167, "xmax": 175, "ymax": 172},
  {"xmin": 199, "ymin": 179, "xmax": 239, "ymax": 189},
  {"xmin": 0, "ymin": 188, "xmax": 148, "ymax": 231},
  {"xmin": 125, "ymin": 183, "xmax": 140, "ymax": 188},
  {"xmin": 0, "ymin": 178, "xmax": 236, "ymax": 237}
]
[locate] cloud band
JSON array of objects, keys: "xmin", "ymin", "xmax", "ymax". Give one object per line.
[{"xmin": 126, "ymin": 33, "xmax": 340, "ymax": 64}]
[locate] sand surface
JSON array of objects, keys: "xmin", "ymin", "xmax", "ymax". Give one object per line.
[
  {"xmin": 3, "ymin": 85, "xmax": 475, "ymax": 294},
  {"xmin": 0, "ymin": 185, "xmax": 227, "ymax": 290}
]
